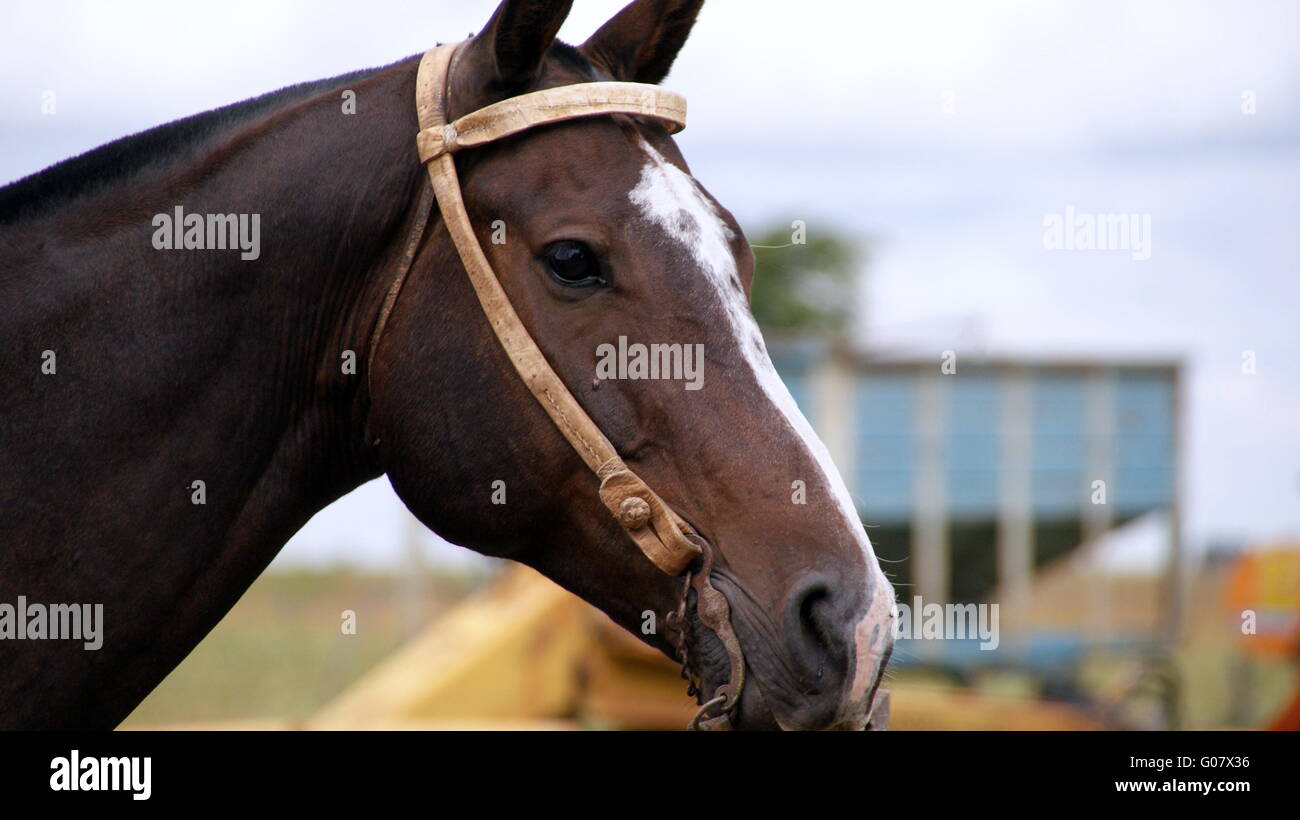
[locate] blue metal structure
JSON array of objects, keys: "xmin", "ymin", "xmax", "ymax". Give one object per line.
[
  {"xmin": 771, "ymin": 345, "xmax": 1177, "ymax": 526},
  {"xmin": 769, "ymin": 341, "xmax": 1183, "ymax": 705}
]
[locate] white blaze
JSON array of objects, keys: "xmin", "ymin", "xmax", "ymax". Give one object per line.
[{"xmin": 628, "ymin": 139, "xmax": 894, "ymax": 726}]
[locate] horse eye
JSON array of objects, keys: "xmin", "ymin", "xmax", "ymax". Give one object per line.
[{"xmin": 543, "ymin": 240, "xmax": 603, "ymax": 286}]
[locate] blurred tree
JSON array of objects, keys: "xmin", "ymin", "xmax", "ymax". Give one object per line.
[{"xmin": 747, "ymin": 221, "xmax": 864, "ymax": 338}]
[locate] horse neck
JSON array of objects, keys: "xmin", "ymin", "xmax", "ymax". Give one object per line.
[
  {"xmin": 0, "ymin": 57, "xmax": 428, "ymax": 727},
  {"xmin": 113, "ymin": 60, "xmax": 431, "ymax": 540}
]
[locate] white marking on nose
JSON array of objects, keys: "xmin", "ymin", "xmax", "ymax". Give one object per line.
[
  {"xmin": 627, "ymin": 138, "xmax": 896, "ymax": 724},
  {"xmin": 627, "ymin": 138, "xmax": 871, "ymax": 552}
]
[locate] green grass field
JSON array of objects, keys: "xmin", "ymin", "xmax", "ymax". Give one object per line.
[
  {"xmin": 120, "ymin": 565, "xmax": 1295, "ymax": 729},
  {"xmin": 120, "ymin": 566, "xmax": 484, "ymax": 727}
]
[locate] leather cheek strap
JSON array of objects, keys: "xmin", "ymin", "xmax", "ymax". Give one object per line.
[{"xmin": 411, "ymin": 41, "xmax": 700, "ymax": 576}]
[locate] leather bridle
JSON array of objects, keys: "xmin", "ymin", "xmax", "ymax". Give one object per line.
[{"xmin": 367, "ymin": 39, "xmax": 747, "ymax": 729}]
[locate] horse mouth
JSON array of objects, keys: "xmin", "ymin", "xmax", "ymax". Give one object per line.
[
  {"xmin": 865, "ymin": 687, "xmax": 891, "ymax": 730},
  {"xmin": 699, "ymin": 648, "xmax": 891, "ymax": 731}
]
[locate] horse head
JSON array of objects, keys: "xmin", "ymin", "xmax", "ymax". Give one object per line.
[{"xmin": 370, "ymin": 0, "xmax": 895, "ymax": 730}]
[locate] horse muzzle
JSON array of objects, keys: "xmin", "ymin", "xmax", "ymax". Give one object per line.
[{"xmin": 683, "ymin": 562, "xmax": 896, "ymax": 731}]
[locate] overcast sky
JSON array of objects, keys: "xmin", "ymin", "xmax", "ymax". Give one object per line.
[{"xmin": 3, "ymin": 1, "xmax": 1297, "ymax": 569}]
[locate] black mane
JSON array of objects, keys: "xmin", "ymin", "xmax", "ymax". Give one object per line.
[
  {"xmin": 0, "ymin": 41, "xmax": 603, "ymax": 229},
  {"xmin": 0, "ymin": 61, "xmax": 399, "ymax": 226}
]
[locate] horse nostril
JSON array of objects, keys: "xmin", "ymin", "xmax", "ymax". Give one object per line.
[
  {"xmin": 789, "ymin": 577, "xmax": 846, "ymax": 682},
  {"xmin": 777, "ymin": 572, "xmax": 894, "ymax": 729},
  {"xmin": 797, "ymin": 582, "xmax": 834, "ymax": 651},
  {"xmin": 770, "ymin": 574, "xmax": 885, "ymax": 730}
]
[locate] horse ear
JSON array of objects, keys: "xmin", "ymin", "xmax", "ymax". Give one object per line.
[
  {"xmin": 579, "ymin": 0, "xmax": 704, "ymax": 84},
  {"xmin": 466, "ymin": 0, "xmax": 574, "ymax": 89}
]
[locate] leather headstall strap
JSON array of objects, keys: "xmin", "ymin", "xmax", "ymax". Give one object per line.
[{"xmin": 387, "ymin": 40, "xmax": 700, "ymax": 577}]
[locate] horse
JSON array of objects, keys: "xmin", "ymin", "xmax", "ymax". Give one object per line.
[{"xmin": 0, "ymin": 0, "xmax": 895, "ymax": 730}]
